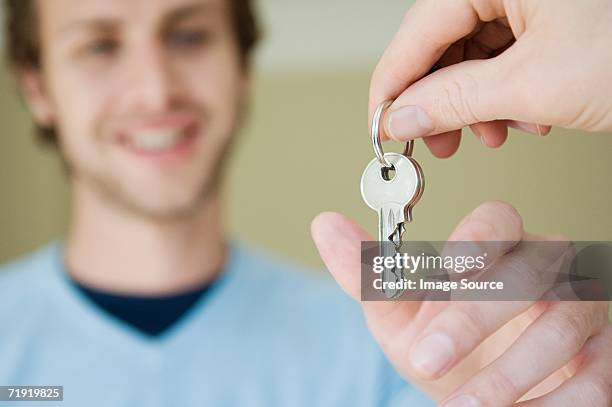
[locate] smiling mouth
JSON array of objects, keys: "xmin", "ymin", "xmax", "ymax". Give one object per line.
[
  {"xmin": 116, "ymin": 121, "xmax": 200, "ymax": 158},
  {"xmin": 126, "ymin": 128, "xmax": 192, "ymax": 151}
]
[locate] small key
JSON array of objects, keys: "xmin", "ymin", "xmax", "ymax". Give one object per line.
[{"xmin": 361, "ymin": 152, "xmax": 424, "ymax": 298}]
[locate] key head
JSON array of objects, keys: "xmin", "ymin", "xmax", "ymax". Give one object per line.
[{"xmin": 360, "ymin": 152, "xmax": 424, "ymax": 221}]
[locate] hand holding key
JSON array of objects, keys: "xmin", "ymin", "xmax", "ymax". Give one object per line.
[
  {"xmin": 312, "ymin": 202, "xmax": 612, "ymax": 405},
  {"xmin": 313, "ymin": 2, "xmax": 612, "ymax": 402},
  {"xmin": 369, "ymin": 0, "xmax": 612, "ymax": 158}
]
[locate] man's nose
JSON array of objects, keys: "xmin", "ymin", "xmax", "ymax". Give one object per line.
[{"xmin": 122, "ymin": 44, "xmax": 180, "ymax": 113}]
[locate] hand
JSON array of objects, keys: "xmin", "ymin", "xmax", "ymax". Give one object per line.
[
  {"xmin": 369, "ymin": 0, "xmax": 612, "ymax": 158},
  {"xmin": 311, "ymin": 201, "xmax": 612, "ymax": 405}
]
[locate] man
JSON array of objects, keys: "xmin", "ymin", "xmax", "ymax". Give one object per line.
[
  {"xmin": 1, "ymin": 0, "xmax": 610, "ymax": 406},
  {"xmin": 0, "ymin": 0, "xmax": 431, "ymax": 405}
]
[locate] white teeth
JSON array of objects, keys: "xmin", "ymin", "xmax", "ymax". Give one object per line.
[{"xmin": 128, "ymin": 129, "xmax": 187, "ymax": 151}]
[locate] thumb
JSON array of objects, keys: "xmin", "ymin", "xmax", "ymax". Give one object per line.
[
  {"xmin": 310, "ymin": 211, "xmax": 421, "ymax": 330},
  {"xmin": 383, "ymin": 56, "xmax": 523, "ymax": 141},
  {"xmin": 311, "ymin": 212, "xmax": 442, "ymax": 391},
  {"xmin": 310, "ymin": 211, "xmax": 370, "ymax": 301}
]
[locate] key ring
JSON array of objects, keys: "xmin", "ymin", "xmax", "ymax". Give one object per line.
[{"xmin": 371, "ymin": 100, "xmax": 414, "ymax": 168}]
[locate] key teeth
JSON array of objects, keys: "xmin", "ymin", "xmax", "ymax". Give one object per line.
[
  {"xmin": 397, "ymin": 222, "xmax": 405, "ymax": 238},
  {"xmin": 387, "ymin": 222, "xmax": 405, "ymax": 249},
  {"xmin": 404, "ymin": 206, "xmax": 414, "ymax": 223}
]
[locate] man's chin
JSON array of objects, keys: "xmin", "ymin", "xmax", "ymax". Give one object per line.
[
  {"xmin": 113, "ymin": 192, "xmax": 215, "ymax": 222},
  {"xmin": 81, "ymin": 174, "xmax": 219, "ymax": 222}
]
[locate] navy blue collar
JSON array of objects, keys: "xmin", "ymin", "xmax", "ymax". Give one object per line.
[{"xmin": 71, "ymin": 278, "xmax": 213, "ymax": 336}]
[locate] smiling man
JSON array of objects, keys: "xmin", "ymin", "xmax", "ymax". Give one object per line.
[
  {"xmin": 2, "ymin": 0, "xmax": 612, "ymax": 406},
  {"xmin": 0, "ymin": 0, "xmax": 432, "ymax": 405}
]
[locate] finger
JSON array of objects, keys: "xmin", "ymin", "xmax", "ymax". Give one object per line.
[
  {"xmin": 469, "ymin": 19, "xmax": 514, "ymax": 53},
  {"xmin": 441, "ymin": 200, "xmax": 524, "ymax": 278},
  {"xmin": 407, "ymin": 300, "xmax": 535, "ymax": 380},
  {"xmin": 423, "ymin": 130, "xmax": 462, "ymax": 158},
  {"xmin": 312, "ymin": 211, "xmax": 438, "ymax": 382},
  {"xmin": 516, "ymin": 324, "xmax": 612, "ymax": 407},
  {"xmin": 310, "ymin": 212, "xmax": 421, "ymax": 330},
  {"xmin": 412, "ymin": 237, "xmax": 576, "ymax": 381},
  {"xmin": 407, "ymin": 201, "xmax": 528, "ymax": 378},
  {"xmin": 470, "ymin": 120, "xmax": 509, "ymax": 148},
  {"xmin": 508, "ymin": 121, "xmax": 553, "ymax": 136},
  {"xmin": 441, "ymin": 301, "xmax": 610, "ymax": 407},
  {"xmin": 447, "ymin": 199, "xmax": 523, "ymax": 249},
  {"xmin": 311, "ymin": 212, "xmax": 371, "ymax": 301},
  {"xmin": 381, "ymin": 54, "xmax": 528, "ymax": 142},
  {"xmin": 464, "ymin": 24, "xmax": 514, "ymax": 61},
  {"xmin": 369, "ymin": 0, "xmax": 508, "ymax": 120}
]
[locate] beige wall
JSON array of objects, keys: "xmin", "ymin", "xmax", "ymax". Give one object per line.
[
  {"xmin": 0, "ymin": 64, "xmax": 70, "ymax": 262},
  {"xmin": 1, "ymin": 64, "xmax": 612, "ymax": 269}
]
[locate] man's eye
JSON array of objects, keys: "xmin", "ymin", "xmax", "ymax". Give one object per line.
[
  {"xmin": 167, "ymin": 29, "xmax": 210, "ymax": 49},
  {"xmin": 84, "ymin": 39, "xmax": 118, "ymax": 56}
]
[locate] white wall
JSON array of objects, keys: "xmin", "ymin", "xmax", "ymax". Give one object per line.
[{"xmin": 254, "ymin": 0, "xmax": 413, "ymax": 73}]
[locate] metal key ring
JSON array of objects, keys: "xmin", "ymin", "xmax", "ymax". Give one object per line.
[{"xmin": 371, "ymin": 100, "xmax": 414, "ymax": 168}]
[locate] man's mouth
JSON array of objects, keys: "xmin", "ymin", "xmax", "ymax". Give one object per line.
[
  {"xmin": 115, "ymin": 117, "xmax": 200, "ymax": 160},
  {"xmin": 126, "ymin": 128, "xmax": 192, "ymax": 152}
]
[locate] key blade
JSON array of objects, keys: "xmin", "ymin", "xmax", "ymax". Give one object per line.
[
  {"xmin": 378, "ymin": 205, "xmax": 405, "ymax": 243},
  {"xmin": 378, "ymin": 205, "xmax": 406, "ymax": 299},
  {"xmin": 380, "ymin": 206, "xmax": 405, "ymax": 249}
]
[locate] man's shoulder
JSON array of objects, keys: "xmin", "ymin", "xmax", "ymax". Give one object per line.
[
  {"xmin": 0, "ymin": 243, "xmax": 59, "ymax": 277},
  {"xmin": 0, "ymin": 245, "xmax": 61, "ymax": 359},
  {"xmin": 0, "ymin": 243, "xmax": 59, "ymax": 307}
]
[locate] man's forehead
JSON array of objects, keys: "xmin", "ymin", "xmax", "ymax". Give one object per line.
[{"xmin": 39, "ymin": 0, "xmax": 225, "ymax": 33}]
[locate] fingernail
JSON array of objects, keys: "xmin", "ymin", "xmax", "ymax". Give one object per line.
[
  {"xmin": 480, "ymin": 133, "xmax": 490, "ymax": 147},
  {"xmin": 471, "ymin": 126, "xmax": 488, "ymax": 146},
  {"xmin": 442, "ymin": 394, "xmax": 480, "ymax": 407},
  {"xmin": 387, "ymin": 105, "xmax": 433, "ymax": 140},
  {"xmin": 409, "ymin": 333, "xmax": 454, "ymax": 377}
]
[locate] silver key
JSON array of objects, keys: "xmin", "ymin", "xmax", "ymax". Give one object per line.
[{"xmin": 361, "ymin": 152, "xmax": 424, "ymax": 298}]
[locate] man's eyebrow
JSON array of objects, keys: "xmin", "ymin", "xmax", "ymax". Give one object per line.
[
  {"xmin": 164, "ymin": 2, "xmax": 223, "ymax": 25},
  {"xmin": 55, "ymin": 2, "xmax": 221, "ymax": 38},
  {"xmin": 57, "ymin": 18, "xmax": 118, "ymax": 38}
]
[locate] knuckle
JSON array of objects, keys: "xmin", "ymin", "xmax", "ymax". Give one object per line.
[
  {"xmin": 484, "ymin": 365, "xmax": 520, "ymax": 400},
  {"xmin": 461, "ymin": 201, "xmax": 522, "ymax": 241},
  {"xmin": 447, "ymin": 304, "xmax": 485, "ymax": 349},
  {"xmin": 578, "ymin": 302, "xmax": 610, "ymax": 334},
  {"xmin": 542, "ymin": 307, "xmax": 590, "ymax": 352},
  {"xmin": 462, "ymin": 218, "xmax": 498, "ymax": 242},
  {"xmin": 469, "ymin": 201, "xmax": 523, "ymax": 240},
  {"xmin": 434, "ymin": 71, "xmax": 480, "ymax": 127},
  {"xmin": 506, "ymin": 257, "xmax": 542, "ymax": 295},
  {"xmin": 470, "ymin": 0, "xmax": 500, "ymax": 20},
  {"xmin": 482, "ymin": 201, "xmax": 522, "ymax": 229}
]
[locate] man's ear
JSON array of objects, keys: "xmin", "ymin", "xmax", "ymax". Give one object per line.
[
  {"xmin": 18, "ymin": 68, "xmax": 55, "ymax": 128},
  {"xmin": 240, "ymin": 67, "xmax": 253, "ymax": 97}
]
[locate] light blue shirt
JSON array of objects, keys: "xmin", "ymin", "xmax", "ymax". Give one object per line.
[{"xmin": 0, "ymin": 242, "xmax": 433, "ymax": 406}]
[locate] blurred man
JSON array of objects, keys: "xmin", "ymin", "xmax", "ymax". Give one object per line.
[
  {"xmin": 2, "ymin": 0, "xmax": 611, "ymax": 406},
  {"xmin": 0, "ymin": 0, "xmax": 432, "ymax": 405}
]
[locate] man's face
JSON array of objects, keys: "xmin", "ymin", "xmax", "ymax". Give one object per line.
[{"xmin": 31, "ymin": 0, "xmax": 247, "ymax": 218}]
